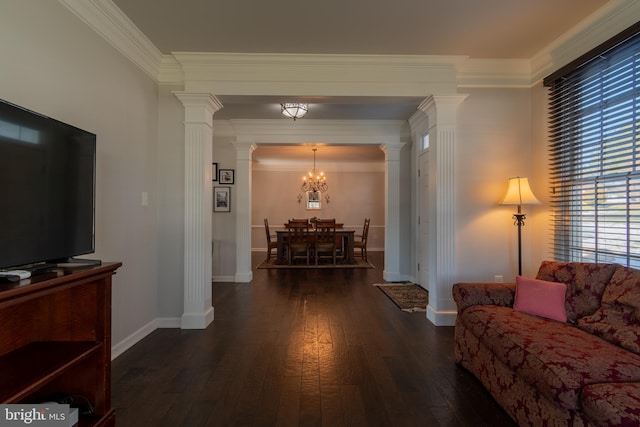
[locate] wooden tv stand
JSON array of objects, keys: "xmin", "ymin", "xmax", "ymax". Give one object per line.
[{"xmin": 0, "ymin": 262, "xmax": 121, "ymax": 427}]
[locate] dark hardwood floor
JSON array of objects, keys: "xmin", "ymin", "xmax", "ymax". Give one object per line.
[{"xmin": 112, "ymin": 251, "xmax": 516, "ymax": 426}]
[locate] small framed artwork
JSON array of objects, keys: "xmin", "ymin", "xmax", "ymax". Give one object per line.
[
  {"xmin": 212, "ymin": 163, "xmax": 218, "ymax": 181},
  {"xmin": 306, "ymin": 191, "xmax": 321, "ymax": 210},
  {"xmin": 219, "ymin": 169, "xmax": 234, "ymax": 184},
  {"xmin": 214, "ymin": 187, "xmax": 231, "ymax": 212}
]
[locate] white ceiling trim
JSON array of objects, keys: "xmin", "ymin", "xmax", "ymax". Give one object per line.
[
  {"xmin": 253, "ymin": 161, "xmax": 384, "ymax": 173},
  {"xmin": 59, "ymin": 0, "xmax": 637, "ymax": 89},
  {"xmin": 456, "ymin": 59, "xmax": 532, "ymax": 88},
  {"xmin": 58, "ymin": 0, "xmax": 162, "ymax": 80},
  {"xmin": 172, "ymin": 52, "xmax": 462, "ymax": 97},
  {"xmin": 215, "ymin": 119, "xmax": 408, "ymax": 145},
  {"xmin": 529, "ymin": 0, "xmax": 640, "ymax": 83}
]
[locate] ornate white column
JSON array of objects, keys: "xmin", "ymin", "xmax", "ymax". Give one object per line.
[
  {"xmin": 174, "ymin": 92, "xmax": 223, "ymax": 329},
  {"xmin": 233, "ymin": 140, "xmax": 256, "ymax": 283},
  {"xmin": 418, "ymin": 94, "xmax": 467, "ymax": 326},
  {"xmin": 380, "ymin": 142, "xmax": 405, "ymax": 281}
]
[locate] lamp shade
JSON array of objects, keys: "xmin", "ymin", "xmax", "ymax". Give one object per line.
[{"xmin": 500, "ymin": 177, "xmax": 541, "ymax": 206}]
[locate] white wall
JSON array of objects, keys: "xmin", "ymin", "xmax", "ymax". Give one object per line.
[
  {"xmin": 156, "ymin": 85, "xmax": 185, "ymax": 321},
  {"xmin": 0, "ymin": 1, "xmax": 160, "ymax": 348},
  {"xmin": 455, "ymin": 87, "xmax": 539, "ymax": 282},
  {"xmin": 211, "ymin": 134, "xmax": 237, "ymax": 280}
]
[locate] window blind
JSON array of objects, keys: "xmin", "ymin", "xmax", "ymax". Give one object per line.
[{"xmin": 546, "ymin": 30, "xmax": 640, "ymax": 267}]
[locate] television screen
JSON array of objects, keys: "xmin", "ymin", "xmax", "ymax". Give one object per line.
[{"xmin": 0, "ymin": 99, "xmax": 96, "ymax": 270}]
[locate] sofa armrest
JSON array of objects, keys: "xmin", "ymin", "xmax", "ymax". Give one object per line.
[
  {"xmin": 582, "ymin": 382, "xmax": 640, "ymax": 427},
  {"xmin": 452, "ymin": 282, "xmax": 516, "ymax": 313}
]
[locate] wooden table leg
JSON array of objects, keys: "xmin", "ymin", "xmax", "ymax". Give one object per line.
[
  {"xmin": 344, "ymin": 232, "xmax": 355, "ymax": 264},
  {"xmin": 276, "ymin": 236, "xmax": 286, "ymax": 264}
]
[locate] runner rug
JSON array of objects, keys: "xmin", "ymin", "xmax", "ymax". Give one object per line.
[{"xmin": 374, "ymin": 282, "xmax": 428, "ymax": 312}]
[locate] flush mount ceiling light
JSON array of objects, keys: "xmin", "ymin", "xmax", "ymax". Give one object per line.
[{"xmin": 281, "ymin": 103, "xmax": 308, "ymax": 121}]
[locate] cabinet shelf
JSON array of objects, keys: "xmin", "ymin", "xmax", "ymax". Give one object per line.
[
  {"xmin": 0, "ymin": 263, "xmax": 121, "ymax": 427},
  {"xmin": 0, "ymin": 341, "xmax": 101, "ymax": 403}
]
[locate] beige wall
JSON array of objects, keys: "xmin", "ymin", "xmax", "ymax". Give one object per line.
[
  {"xmin": 454, "ymin": 87, "xmax": 539, "ymax": 281},
  {"xmin": 252, "ymin": 169, "xmax": 385, "ymax": 252},
  {"xmin": 0, "ymin": 1, "xmax": 161, "ymax": 349},
  {"xmin": 211, "ymin": 135, "xmax": 238, "ymax": 279}
]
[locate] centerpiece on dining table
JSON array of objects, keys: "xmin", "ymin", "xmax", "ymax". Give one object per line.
[{"xmin": 309, "ymin": 217, "xmax": 318, "ymax": 230}]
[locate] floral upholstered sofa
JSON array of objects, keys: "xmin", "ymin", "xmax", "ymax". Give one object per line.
[{"xmin": 453, "ymin": 261, "xmax": 640, "ymax": 426}]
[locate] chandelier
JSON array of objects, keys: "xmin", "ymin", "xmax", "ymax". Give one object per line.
[
  {"xmin": 281, "ymin": 103, "xmax": 308, "ymax": 120},
  {"xmin": 301, "ymin": 148, "xmax": 328, "ymax": 193}
]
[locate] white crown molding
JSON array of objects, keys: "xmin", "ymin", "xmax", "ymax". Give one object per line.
[
  {"xmin": 456, "ymin": 0, "xmax": 639, "ymax": 88},
  {"xmin": 158, "ymin": 56, "xmax": 184, "ymax": 85},
  {"xmin": 530, "ymin": 0, "xmax": 640, "ymax": 84},
  {"xmin": 58, "ymin": 0, "xmax": 163, "ymax": 81},
  {"xmin": 456, "ymin": 58, "xmax": 532, "ymax": 88},
  {"xmin": 170, "ymin": 52, "xmax": 463, "ymax": 96},
  {"xmin": 173, "ymin": 52, "xmax": 466, "ymax": 67},
  {"xmin": 60, "ymin": 0, "xmax": 637, "ymax": 89}
]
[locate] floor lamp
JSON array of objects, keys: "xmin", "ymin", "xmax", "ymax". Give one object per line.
[{"xmin": 499, "ymin": 177, "xmax": 541, "ymax": 276}]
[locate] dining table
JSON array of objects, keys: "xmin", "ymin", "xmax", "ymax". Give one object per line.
[{"xmin": 275, "ymin": 229, "xmax": 356, "ymax": 264}]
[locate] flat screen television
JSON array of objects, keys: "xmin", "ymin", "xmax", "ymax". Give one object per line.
[{"xmin": 0, "ymin": 99, "xmax": 96, "ymax": 270}]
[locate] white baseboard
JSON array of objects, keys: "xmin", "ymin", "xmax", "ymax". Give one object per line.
[
  {"xmin": 212, "ymin": 275, "xmax": 235, "ymax": 282},
  {"xmin": 426, "ymin": 306, "xmax": 457, "ymax": 326},
  {"xmin": 111, "ymin": 319, "xmax": 157, "ymax": 360},
  {"xmin": 111, "ymin": 316, "xmax": 188, "ymax": 360},
  {"xmin": 156, "ymin": 317, "xmax": 181, "ymax": 328},
  {"xmin": 383, "ymin": 270, "xmax": 412, "ymax": 282}
]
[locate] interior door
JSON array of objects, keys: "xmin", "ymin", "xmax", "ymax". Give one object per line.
[{"xmin": 418, "ymin": 149, "xmax": 429, "ymax": 289}]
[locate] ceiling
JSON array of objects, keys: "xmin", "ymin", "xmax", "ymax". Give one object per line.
[
  {"xmin": 208, "ymin": 95, "xmax": 426, "ymax": 121},
  {"xmin": 113, "ymin": 0, "xmax": 608, "ymax": 58},
  {"xmin": 111, "ymin": 0, "xmax": 610, "ymax": 162}
]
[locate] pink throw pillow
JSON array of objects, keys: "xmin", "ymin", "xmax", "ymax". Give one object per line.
[{"xmin": 514, "ymin": 276, "xmax": 568, "ymax": 322}]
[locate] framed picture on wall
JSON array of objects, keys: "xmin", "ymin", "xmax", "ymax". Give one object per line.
[
  {"xmin": 214, "ymin": 187, "xmax": 231, "ymax": 212},
  {"xmin": 219, "ymin": 169, "xmax": 234, "ymax": 184},
  {"xmin": 212, "ymin": 163, "xmax": 218, "ymax": 181},
  {"xmin": 306, "ymin": 191, "xmax": 321, "ymax": 210}
]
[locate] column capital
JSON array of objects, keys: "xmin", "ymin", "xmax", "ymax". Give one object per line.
[
  {"xmin": 231, "ymin": 140, "xmax": 257, "ymax": 162},
  {"xmin": 174, "ymin": 92, "xmax": 223, "ymax": 126},
  {"xmin": 418, "ymin": 94, "xmax": 468, "ymax": 125},
  {"xmin": 379, "ymin": 142, "xmax": 406, "ymax": 161}
]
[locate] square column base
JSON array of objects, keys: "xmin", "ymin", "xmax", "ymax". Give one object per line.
[{"xmin": 181, "ymin": 306, "xmax": 214, "ymax": 329}]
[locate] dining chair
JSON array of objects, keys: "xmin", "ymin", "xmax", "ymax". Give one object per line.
[
  {"xmin": 285, "ymin": 218, "xmax": 309, "ymax": 229},
  {"xmin": 354, "ymin": 218, "xmax": 371, "ymax": 262},
  {"xmin": 313, "ymin": 219, "xmax": 337, "ymax": 265},
  {"xmin": 290, "ymin": 218, "xmax": 309, "ymax": 224},
  {"xmin": 287, "ymin": 220, "xmax": 311, "ymax": 265},
  {"xmin": 263, "ymin": 218, "xmax": 278, "ymax": 261}
]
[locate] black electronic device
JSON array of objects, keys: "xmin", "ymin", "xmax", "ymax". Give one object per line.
[
  {"xmin": 0, "ymin": 273, "xmax": 21, "ymax": 282},
  {"xmin": 0, "ymin": 99, "xmax": 96, "ymax": 270}
]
